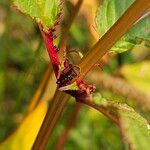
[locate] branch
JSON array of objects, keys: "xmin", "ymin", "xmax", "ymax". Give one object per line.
[
  {"xmin": 79, "ymin": 99, "xmax": 119, "ymax": 125},
  {"xmin": 88, "ymin": 71, "xmax": 150, "ymax": 111},
  {"xmin": 78, "ymin": 0, "xmax": 150, "ymax": 78},
  {"xmin": 81, "ymin": 99, "xmax": 138, "ymax": 149}
]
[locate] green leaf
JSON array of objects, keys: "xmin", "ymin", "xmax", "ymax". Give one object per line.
[
  {"xmin": 116, "ymin": 103, "xmax": 150, "ymax": 150},
  {"xmin": 96, "ymin": 0, "xmax": 150, "ymax": 53},
  {"xmin": 13, "ymin": 0, "xmax": 61, "ymax": 32}
]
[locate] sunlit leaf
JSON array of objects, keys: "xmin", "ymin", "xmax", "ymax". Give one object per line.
[
  {"xmin": 121, "ymin": 61, "xmax": 150, "ymax": 93},
  {"xmin": 96, "ymin": 0, "xmax": 150, "ymax": 53},
  {"xmin": 0, "ymin": 101, "xmax": 47, "ymax": 150},
  {"xmin": 13, "ymin": 0, "xmax": 62, "ymax": 32}
]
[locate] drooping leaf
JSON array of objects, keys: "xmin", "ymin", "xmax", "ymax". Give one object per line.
[
  {"xmin": 0, "ymin": 101, "xmax": 47, "ymax": 150},
  {"xmin": 89, "ymin": 93, "xmax": 150, "ymax": 149},
  {"xmin": 121, "ymin": 61, "xmax": 150, "ymax": 93},
  {"xmin": 13, "ymin": 0, "xmax": 62, "ymax": 32},
  {"xmin": 96, "ymin": 0, "xmax": 150, "ymax": 53},
  {"xmin": 89, "ymin": 94, "xmax": 150, "ymax": 149},
  {"xmin": 116, "ymin": 103, "xmax": 150, "ymax": 150}
]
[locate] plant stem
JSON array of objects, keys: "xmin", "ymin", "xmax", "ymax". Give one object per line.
[
  {"xmin": 32, "ymin": 89, "xmax": 70, "ymax": 150},
  {"xmin": 55, "ymin": 103, "xmax": 82, "ymax": 150},
  {"xmin": 80, "ymin": 99, "xmax": 119, "ymax": 125},
  {"xmin": 78, "ymin": 0, "xmax": 150, "ymax": 78},
  {"xmin": 81, "ymin": 99, "xmax": 136, "ymax": 149}
]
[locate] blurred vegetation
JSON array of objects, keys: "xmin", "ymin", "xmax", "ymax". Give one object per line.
[
  {"xmin": 0, "ymin": 0, "xmax": 47, "ymax": 141},
  {"xmin": 0, "ymin": 0, "xmax": 149, "ymax": 149}
]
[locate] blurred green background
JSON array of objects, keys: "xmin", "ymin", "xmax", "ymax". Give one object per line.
[{"xmin": 0, "ymin": 0, "xmax": 149, "ymax": 150}]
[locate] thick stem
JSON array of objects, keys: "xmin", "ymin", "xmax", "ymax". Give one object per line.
[
  {"xmin": 78, "ymin": 0, "xmax": 150, "ymax": 78},
  {"xmin": 32, "ymin": 90, "xmax": 70, "ymax": 150}
]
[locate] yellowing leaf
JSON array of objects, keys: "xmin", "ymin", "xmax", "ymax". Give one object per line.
[{"xmin": 0, "ymin": 101, "xmax": 48, "ymax": 150}]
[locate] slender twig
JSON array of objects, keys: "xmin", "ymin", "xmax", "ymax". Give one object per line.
[
  {"xmin": 55, "ymin": 103, "xmax": 82, "ymax": 150},
  {"xmin": 80, "ymin": 99, "xmax": 119, "ymax": 125},
  {"xmin": 81, "ymin": 100, "xmax": 135, "ymax": 149},
  {"xmin": 78, "ymin": 0, "xmax": 150, "ymax": 78}
]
